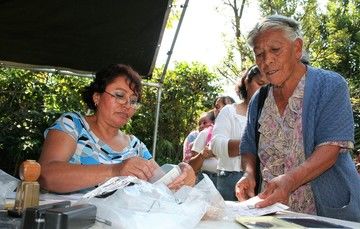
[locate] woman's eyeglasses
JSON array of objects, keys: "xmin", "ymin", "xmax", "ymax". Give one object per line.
[{"xmin": 103, "ymin": 91, "xmax": 140, "ymax": 109}]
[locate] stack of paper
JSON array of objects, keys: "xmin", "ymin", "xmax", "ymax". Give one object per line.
[{"xmin": 226, "ymin": 196, "xmax": 289, "ymax": 217}]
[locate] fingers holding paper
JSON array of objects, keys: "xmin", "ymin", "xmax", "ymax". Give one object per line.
[
  {"xmin": 116, "ymin": 157, "xmax": 158, "ymax": 181},
  {"xmin": 167, "ymin": 162, "xmax": 196, "ymax": 190},
  {"xmin": 235, "ymin": 173, "xmax": 256, "ymax": 201},
  {"xmin": 256, "ymin": 174, "xmax": 294, "ymax": 208}
]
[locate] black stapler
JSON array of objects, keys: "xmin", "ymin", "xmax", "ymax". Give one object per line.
[{"xmin": 22, "ymin": 201, "xmax": 96, "ymax": 229}]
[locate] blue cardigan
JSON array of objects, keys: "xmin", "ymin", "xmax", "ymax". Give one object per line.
[{"xmin": 240, "ymin": 66, "xmax": 360, "ymax": 222}]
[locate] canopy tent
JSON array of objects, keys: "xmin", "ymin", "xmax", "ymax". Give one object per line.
[
  {"xmin": 0, "ymin": 0, "xmax": 171, "ymax": 77},
  {"xmin": 0, "ymin": 0, "xmax": 190, "ymax": 157}
]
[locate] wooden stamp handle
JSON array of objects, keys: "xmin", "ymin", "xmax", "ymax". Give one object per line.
[{"xmin": 19, "ymin": 160, "xmax": 41, "ymax": 182}]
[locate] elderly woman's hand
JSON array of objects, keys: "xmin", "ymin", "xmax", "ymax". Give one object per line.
[
  {"xmin": 115, "ymin": 157, "xmax": 159, "ymax": 181},
  {"xmin": 235, "ymin": 172, "xmax": 256, "ymax": 201},
  {"xmin": 255, "ymin": 174, "xmax": 296, "ymax": 208},
  {"xmin": 167, "ymin": 162, "xmax": 196, "ymax": 190}
]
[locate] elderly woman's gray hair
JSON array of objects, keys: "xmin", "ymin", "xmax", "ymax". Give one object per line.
[
  {"xmin": 247, "ymin": 15, "xmax": 303, "ymax": 47},
  {"xmin": 247, "ymin": 14, "xmax": 310, "ymax": 64}
]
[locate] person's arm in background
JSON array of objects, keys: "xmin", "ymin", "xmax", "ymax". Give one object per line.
[
  {"xmin": 227, "ymin": 139, "xmax": 241, "ymax": 157},
  {"xmin": 211, "ymin": 105, "xmax": 240, "ymax": 158}
]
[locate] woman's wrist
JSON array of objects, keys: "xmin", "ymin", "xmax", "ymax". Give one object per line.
[
  {"xmin": 110, "ymin": 163, "xmax": 122, "ymax": 177},
  {"xmin": 199, "ymin": 153, "xmax": 206, "ymax": 160}
]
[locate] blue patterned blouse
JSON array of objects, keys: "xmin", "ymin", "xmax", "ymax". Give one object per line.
[{"xmin": 44, "ymin": 112, "xmax": 152, "ymax": 165}]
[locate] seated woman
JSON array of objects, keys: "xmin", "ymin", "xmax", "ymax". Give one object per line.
[{"xmin": 39, "ymin": 64, "xmax": 195, "ymax": 193}]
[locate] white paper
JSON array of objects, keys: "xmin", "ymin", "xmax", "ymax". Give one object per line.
[
  {"xmin": 226, "ymin": 196, "xmax": 289, "ymax": 216},
  {"xmin": 81, "ymin": 176, "xmax": 139, "ymax": 199}
]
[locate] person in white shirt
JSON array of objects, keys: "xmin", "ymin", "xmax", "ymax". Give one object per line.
[
  {"xmin": 189, "ymin": 96, "xmax": 235, "ymax": 186},
  {"xmin": 213, "ymin": 96, "xmax": 235, "ymax": 117},
  {"xmin": 211, "ymin": 65, "xmax": 267, "ymax": 200},
  {"xmin": 182, "ymin": 111, "xmax": 214, "ymax": 163},
  {"xmin": 189, "ymin": 110, "xmax": 217, "ymax": 184}
]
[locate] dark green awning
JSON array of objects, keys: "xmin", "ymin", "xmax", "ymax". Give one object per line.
[{"xmin": 0, "ymin": 0, "xmax": 171, "ymax": 77}]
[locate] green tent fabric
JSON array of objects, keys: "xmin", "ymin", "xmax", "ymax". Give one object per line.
[{"xmin": 0, "ymin": 0, "xmax": 171, "ymax": 77}]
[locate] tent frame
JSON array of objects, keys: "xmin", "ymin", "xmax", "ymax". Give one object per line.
[{"xmin": 0, "ymin": 0, "xmax": 190, "ymax": 160}]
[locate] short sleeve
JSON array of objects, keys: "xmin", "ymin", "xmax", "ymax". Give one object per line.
[
  {"xmin": 211, "ymin": 105, "xmax": 232, "ymax": 157},
  {"xmin": 44, "ymin": 112, "xmax": 84, "ymax": 141},
  {"xmin": 191, "ymin": 128, "xmax": 208, "ymax": 153},
  {"xmin": 130, "ymin": 135, "xmax": 152, "ymax": 160}
]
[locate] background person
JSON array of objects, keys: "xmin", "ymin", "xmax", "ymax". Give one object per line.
[
  {"xmin": 236, "ymin": 15, "xmax": 360, "ymax": 222},
  {"xmin": 211, "ymin": 65, "xmax": 267, "ymax": 200},
  {"xmin": 188, "ymin": 110, "xmax": 216, "ymax": 183},
  {"xmin": 213, "ymin": 96, "xmax": 235, "ymax": 117},
  {"xmin": 188, "ymin": 97, "xmax": 235, "ymax": 185},
  {"xmin": 39, "ymin": 64, "xmax": 195, "ymax": 193},
  {"xmin": 182, "ymin": 111, "xmax": 214, "ymax": 163}
]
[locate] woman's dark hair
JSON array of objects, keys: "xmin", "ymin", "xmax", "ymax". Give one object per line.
[
  {"xmin": 82, "ymin": 64, "xmax": 142, "ymax": 110},
  {"xmin": 236, "ymin": 65, "xmax": 260, "ymax": 100},
  {"xmin": 213, "ymin": 96, "xmax": 235, "ymax": 107}
]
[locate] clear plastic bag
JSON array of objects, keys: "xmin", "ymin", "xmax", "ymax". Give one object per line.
[
  {"xmin": 0, "ymin": 170, "xmax": 19, "ymax": 209},
  {"xmin": 78, "ymin": 174, "xmax": 226, "ymax": 229}
]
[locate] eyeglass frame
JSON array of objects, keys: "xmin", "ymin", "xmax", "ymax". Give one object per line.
[{"xmin": 103, "ymin": 91, "xmax": 140, "ymax": 109}]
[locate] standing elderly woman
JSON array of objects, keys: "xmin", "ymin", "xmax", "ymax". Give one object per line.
[
  {"xmin": 210, "ymin": 65, "xmax": 267, "ymax": 200},
  {"xmin": 39, "ymin": 64, "xmax": 195, "ymax": 193},
  {"xmin": 236, "ymin": 15, "xmax": 360, "ymax": 222}
]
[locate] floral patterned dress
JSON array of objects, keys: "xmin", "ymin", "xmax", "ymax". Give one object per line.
[
  {"xmin": 258, "ymin": 75, "xmax": 353, "ymax": 214},
  {"xmin": 258, "ymin": 76, "xmax": 315, "ymax": 214}
]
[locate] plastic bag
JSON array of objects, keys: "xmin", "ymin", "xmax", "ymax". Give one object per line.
[
  {"xmin": 78, "ymin": 174, "xmax": 226, "ymax": 229},
  {"xmin": 0, "ymin": 170, "xmax": 19, "ymax": 209}
]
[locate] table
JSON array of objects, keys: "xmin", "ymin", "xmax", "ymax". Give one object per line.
[
  {"xmin": 4, "ymin": 196, "xmax": 360, "ymax": 228},
  {"xmin": 196, "ymin": 210, "xmax": 360, "ymax": 228}
]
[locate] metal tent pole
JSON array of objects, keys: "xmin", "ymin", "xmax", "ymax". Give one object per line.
[{"xmin": 152, "ymin": 0, "xmax": 190, "ymax": 160}]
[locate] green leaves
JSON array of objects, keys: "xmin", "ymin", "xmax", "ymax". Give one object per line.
[
  {"xmin": 129, "ymin": 62, "xmax": 222, "ymax": 163},
  {"xmin": 0, "ymin": 68, "xmax": 90, "ymax": 175}
]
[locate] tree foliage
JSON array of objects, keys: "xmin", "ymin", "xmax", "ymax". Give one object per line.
[
  {"xmin": 220, "ymin": 0, "xmax": 360, "ymax": 152},
  {"xmin": 129, "ymin": 62, "xmax": 221, "ymax": 164},
  {"xmin": 2, "ymin": 0, "xmax": 359, "ymax": 175},
  {"xmin": 217, "ymin": 0, "xmax": 254, "ymax": 81},
  {"xmin": 0, "ymin": 68, "xmax": 90, "ymax": 175},
  {"xmin": 0, "ymin": 62, "xmax": 221, "ymax": 175}
]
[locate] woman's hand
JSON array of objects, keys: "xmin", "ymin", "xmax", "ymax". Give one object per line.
[
  {"xmin": 115, "ymin": 157, "xmax": 158, "ymax": 181},
  {"xmin": 202, "ymin": 146, "xmax": 214, "ymax": 159},
  {"xmin": 255, "ymin": 174, "xmax": 295, "ymax": 208},
  {"xmin": 235, "ymin": 173, "xmax": 256, "ymax": 201},
  {"xmin": 167, "ymin": 162, "xmax": 196, "ymax": 190}
]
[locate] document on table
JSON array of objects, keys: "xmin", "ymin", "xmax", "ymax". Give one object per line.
[{"xmin": 226, "ymin": 196, "xmax": 289, "ymax": 216}]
